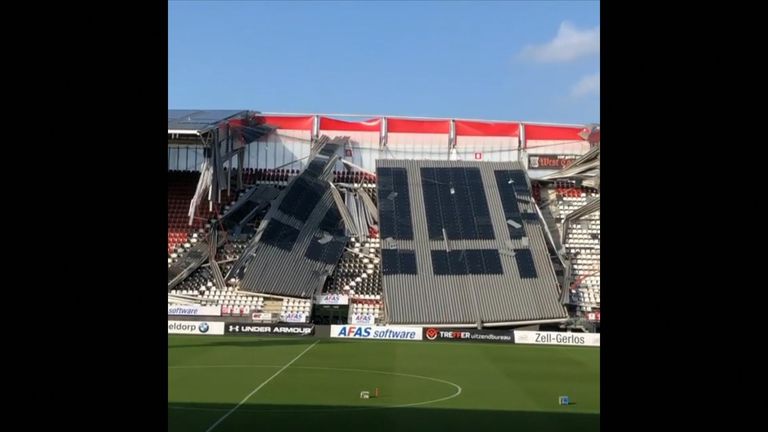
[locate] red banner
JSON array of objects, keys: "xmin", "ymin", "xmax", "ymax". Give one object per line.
[
  {"xmin": 524, "ymin": 124, "xmax": 585, "ymax": 141},
  {"xmin": 320, "ymin": 117, "xmax": 381, "ymax": 132},
  {"xmin": 455, "ymin": 120, "xmax": 519, "ymax": 137},
  {"xmin": 255, "ymin": 115, "xmax": 314, "ymax": 131},
  {"xmin": 387, "ymin": 118, "xmax": 450, "ymax": 134}
]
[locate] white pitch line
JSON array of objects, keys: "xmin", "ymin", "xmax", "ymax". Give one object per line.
[
  {"xmin": 169, "ymin": 365, "xmax": 281, "ymax": 369},
  {"xmin": 169, "ymin": 364, "xmax": 463, "ymax": 415},
  {"xmin": 204, "ymin": 340, "xmax": 319, "ymax": 432}
]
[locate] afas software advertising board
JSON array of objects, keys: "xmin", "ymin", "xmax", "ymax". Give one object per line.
[
  {"xmin": 167, "ymin": 305, "xmax": 221, "ymax": 316},
  {"xmin": 330, "ymin": 325, "xmax": 422, "ymax": 341}
]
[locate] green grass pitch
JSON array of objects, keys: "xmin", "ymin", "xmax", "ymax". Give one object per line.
[{"xmin": 169, "ymin": 336, "xmax": 599, "ymax": 432}]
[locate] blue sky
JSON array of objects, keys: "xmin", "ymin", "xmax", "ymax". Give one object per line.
[{"xmin": 169, "ymin": 1, "xmax": 599, "ymax": 124}]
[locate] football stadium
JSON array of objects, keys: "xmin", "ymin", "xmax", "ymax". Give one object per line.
[{"xmin": 167, "ymin": 111, "xmax": 600, "ymax": 431}]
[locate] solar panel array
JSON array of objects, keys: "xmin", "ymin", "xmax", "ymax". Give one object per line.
[
  {"xmin": 494, "ymin": 170, "xmax": 528, "ymax": 239},
  {"xmin": 431, "ymin": 249, "xmax": 503, "ymax": 275},
  {"xmin": 421, "ymin": 167, "xmax": 494, "ymax": 240},
  {"xmin": 377, "ymin": 167, "xmax": 414, "ymax": 240},
  {"xmin": 513, "ymin": 248, "xmax": 538, "ymax": 279},
  {"xmin": 381, "ymin": 249, "xmax": 418, "ymax": 275}
]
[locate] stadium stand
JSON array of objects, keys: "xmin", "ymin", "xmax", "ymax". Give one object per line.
[
  {"xmin": 167, "ymin": 170, "xmax": 217, "ymax": 253},
  {"xmin": 168, "ymin": 110, "xmax": 599, "ymax": 329},
  {"xmin": 548, "ymin": 181, "xmax": 600, "ymax": 318}
]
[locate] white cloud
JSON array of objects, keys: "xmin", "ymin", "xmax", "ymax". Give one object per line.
[
  {"xmin": 571, "ymin": 73, "xmax": 600, "ymax": 97},
  {"xmin": 521, "ymin": 22, "xmax": 599, "ymax": 63}
]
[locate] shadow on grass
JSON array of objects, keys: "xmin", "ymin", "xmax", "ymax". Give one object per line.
[
  {"xmin": 167, "ymin": 402, "xmax": 599, "ymax": 432},
  {"xmin": 168, "ymin": 336, "xmax": 340, "ymax": 350}
]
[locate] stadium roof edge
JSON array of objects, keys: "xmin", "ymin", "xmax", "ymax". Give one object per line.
[
  {"xmin": 167, "ymin": 109, "xmax": 250, "ymax": 134},
  {"xmin": 257, "ymin": 111, "xmax": 591, "ymax": 129}
]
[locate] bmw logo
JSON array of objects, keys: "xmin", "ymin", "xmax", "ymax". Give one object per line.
[{"xmin": 199, "ymin": 322, "xmax": 209, "ymax": 333}]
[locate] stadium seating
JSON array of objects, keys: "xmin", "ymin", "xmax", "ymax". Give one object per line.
[
  {"xmin": 280, "ymin": 298, "xmax": 313, "ymax": 315},
  {"xmin": 168, "ymin": 170, "xmax": 224, "ymax": 253},
  {"xmin": 324, "ymin": 236, "xmax": 382, "ymax": 298},
  {"xmin": 323, "ymin": 235, "xmax": 384, "ymax": 321},
  {"xmin": 333, "ymin": 171, "xmax": 377, "ymax": 185},
  {"xmin": 548, "ymin": 181, "xmax": 600, "ymax": 318},
  {"xmin": 169, "ymin": 285, "xmax": 267, "ymax": 312},
  {"xmin": 236, "ymin": 168, "xmax": 300, "ymax": 185},
  {"xmin": 349, "ymin": 297, "xmax": 383, "ymax": 321}
]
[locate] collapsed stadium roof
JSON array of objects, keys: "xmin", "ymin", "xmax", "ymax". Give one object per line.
[
  {"xmin": 226, "ymin": 137, "xmax": 358, "ymax": 298},
  {"xmin": 377, "ymin": 159, "xmax": 568, "ymax": 327}
]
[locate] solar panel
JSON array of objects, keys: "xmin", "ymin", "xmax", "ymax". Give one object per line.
[
  {"xmin": 318, "ymin": 205, "xmax": 345, "ymax": 236},
  {"xmin": 319, "ymin": 142, "xmax": 340, "ymax": 157},
  {"xmin": 278, "ymin": 176, "xmax": 326, "ymax": 222},
  {"xmin": 507, "ymin": 217, "xmax": 525, "ymax": 239},
  {"xmin": 431, "ymin": 250, "xmax": 450, "ymax": 275},
  {"xmin": 260, "ymin": 220, "xmax": 301, "ymax": 252},
  {"xmin": 378, "ymin": 168, "xmax": 394, "ymax": 237},
  {"xmin": 305, "ymin": 157, "xmax": 331, "ymax": 177},
  {"xmin": 305, "ymin": 238, "xmax": 346, "ymax": 264},
  {"xmin": 399, "ymin": 251, "xmax": 418, "ymax": 274},
  {"xmin": 447, "ymin": 250, "xmax": 468, "ymax": 275},
  {"xmin": 421, "ymin": 167, "xmax": 494, "ymax": 240},
  {"xmin": 300, "ymin": 142, "xmax": 342, "ymax": 178},
  {"xmin": 420, "ymin": 167, "xmax": 442, "ymax": 240},
  {"xmin": 431, "ymin": 249, "xmax": 503, "ymax": 275},
  {"xmin": 496, "ymin": 170, "xmax": 529, "ymax": 194},
  {"xmin": 513, "ymin": 248, "xmax": 538, "ymax": 278},
  {"xmin": 377, "ymin": 167, "xmax": 414, "ymax": 240},
  {"xmin": 305, "ymin": 206, "xmax": 347, "ymax": 264},
  {"xmin": 462, "ymin": 250, "xmax": 482, "ymax": 274},
  {"xmin": 380, "ymin": 249, "xmax": 396, "ymax": 272},
  {"xmin": 481, "ymin": 249, "xmax": 504, "ymax": 274},
  {"xmin": 494, "ymin": 170, "xmax": 529, "ymax": 240},
  {"xmin": 392, "ymin": 168, "xmax": 415, "ymax": 241},
  {"xmin": 465, "ymin": 169, "xmax": 495, "ymax": 239},
  {"xmin": 381, "ymin": 249, "xmax": 418, "ymax": 275}
]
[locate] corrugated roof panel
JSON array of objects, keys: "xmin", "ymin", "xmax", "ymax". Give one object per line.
[
  {"xmin": 377, "ymin": 159, "xmax": 567, "ymax": 325},
  {"xmin": 233, "ymin": 137, "xmax": 352, "ymax": 298}
]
